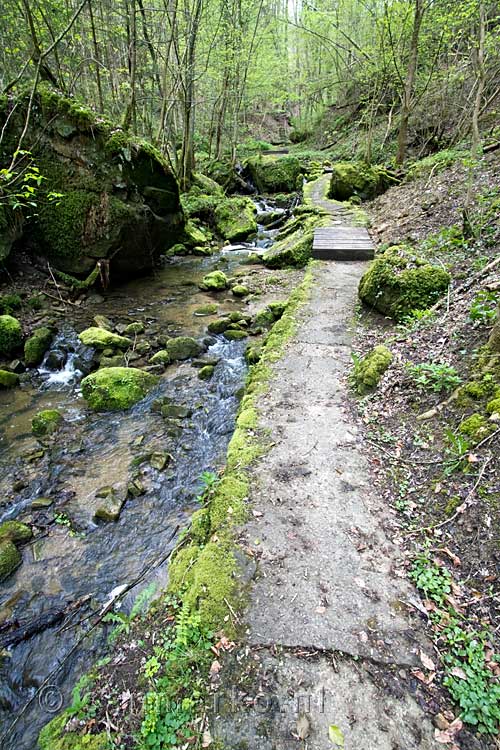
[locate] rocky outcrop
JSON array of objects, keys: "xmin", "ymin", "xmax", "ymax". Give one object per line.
[
  {"xmin": 0, "ymin": 87, "xmax": 185, "ymax": 278},
  {"xmin": 245, "ymin": 155, "xmax": 303, "ymax": 194},
  {"xmin": 328, "ymin": 162, "xmax": 398, "ymax": 201}
]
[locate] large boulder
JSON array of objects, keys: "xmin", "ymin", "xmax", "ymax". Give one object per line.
[
  {"xmin": 328, "ymin": 162, "xmax": 398, "ymax": 201},
  {"xmin": 198, "ymin": 271, "xmax": 229, "ymax": 291},
  {"xmin": 262, "ymin": 209, "xmax": 328, "ymax": 268},
  {"xmin": 358, "ymin": 246, "xmax": 450, "ymax": 320},
  {"xmin": 0, "ymin": 87, "xmax": 185, "ymax": 277},
  {"xmin": 246, "ymin": 156, "xmax": 303, "ymax": 194},
  {"xmin": 81, "ymin": 367, "xmax": 159, "ymax": 411},
  {"xmin": 214, "ymin": 197, "xmax": 257, "ymax": 241},
  {"xmin": 78, "ymin": 327, "xmax": 131, "ymax": 350},
  {"xmin": 24, "ymin": 326, "xmax": 53, "ymax": 367}
]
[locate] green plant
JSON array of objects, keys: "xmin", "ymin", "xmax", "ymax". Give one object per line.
[
  {"xmin": 469, "ymin": 291, "xmax": 498, "ymax": 326},
  {"xmin": 410, "ymin": 549, "xmax": 452, "ymax": 604},
  {"xmin": 407, "ymin": 362, "xmax": 462, "ymax": 393},
  {"xmin": 442, "ymin": 622, "xmax": 500, "ymax": 734},
  {"xmin": 195, "ymin": 470, "xmax": 219, "ymax": 504},
  {"xmin": 443, "ymin": 428, "xmax": 472, "ymax": 475}
]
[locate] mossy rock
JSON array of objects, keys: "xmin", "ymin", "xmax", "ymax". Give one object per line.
[
  {"xmin": 358, "ymin": 246, "xmax": 450, "ymax": 320},
  {"xmin": 0, "ymin": 520, "xmax": 32, "ymax": 544},
  {"xmin": 38, "ymin": 712, "xmax": 112, "ymax": 750},
  {"xmin": 192, "ymin": 172, "xmax": 224, "ymax": 196},
  {"xmin": 223, "ymin": 330, "xmax": 248, "ymax": 341},
  {"xmin": 165, "ymin": 336, "xmax": 202, "ymax": 361},
  {"xmin": 0, "ymin": 314, "xmax": 22, "ymax": 356},
  {"xmin": 81, "ymin": 367, "xmax": 159, "ymax": 411},
  {"xmin": 98, "ymin": 354, "xmax": 125, "ymax": 368},
  {"xmin": 486, "ymin": 397, "xmax": 500, "ymax": 416},
  {"xmin": 198, "ymin": 365, "xmax": 215, "ymax": 380},
  {"xmin": 245, "ymin": 344, "xmax": 262, "ymax": 364},
  {"xmin": 149, "ymin": 349, "xmax": 171, "ymax": 365},
  {"xmin": 0, "ymin": 369, "xmax": 19, "ymax": 388},
  {"xmin": 198, "ymin": 271, "xmax": 229, "ymax": 291},
  {"xmin": 458, "ymin": 413, "xmax": 497, "ymax": 443},
  {"xmin": 32, "ymin": 409, "xmax": 62, "ymax": 437},
  {"xmin": 208, "ymin": 318, "xmax": 231, "ymax": 334},
  {"xmin": 78, "ymin": 327, "xmax": 131, "ymax": 350},
  {"xmin": 232, "ymin": 284, "xmax": 249, "ymax": 297},
  {"xmin": 194, "ymin": 304, "xmax": 218, "ymax": 316},
  {"xmin": 93, "ymin": 487, "xmax": 125, "ymax": 522},
  {"xmin": 352, "ymin": 345, "xmax": 392, "ymax": 395},
  {"xmin": 214, "ymin": 197, "xmax": 257, "ymax": 241},
  {"xmin": 262, "ymin": 210, "xmax": 328, "ymax": 269},
  {"xmin": 328, "ymin": 162, "xmax": 398, "ymax": 201},
  {"xmin": 24, "ymin": 326, "xmax": 53, "ymax": 367},
  {"xmin": 124, "ymin": 321, "xmax": 145, "ymax": 335},
  {"xmin": 0, "ymin": 540, "xmax": 22, "ymax": 581},
  {"xmin": 246, "ymin": 156, "xmax": 303, "ymax": 194}
]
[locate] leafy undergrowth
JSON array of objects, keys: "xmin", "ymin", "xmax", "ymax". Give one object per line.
[{"xmin": 352, "ymin": 157, "xmax": 500, "ymax": 744}]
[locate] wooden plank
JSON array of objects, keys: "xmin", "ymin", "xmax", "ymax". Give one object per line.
[{"xmin": 312, "ymin": 224, "xmax": 374, "ymax": 261}]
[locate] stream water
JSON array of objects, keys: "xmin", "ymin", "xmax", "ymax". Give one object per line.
[{"xmin": 0, "ymin": 202, "xmax": 281, "ymax": 748}]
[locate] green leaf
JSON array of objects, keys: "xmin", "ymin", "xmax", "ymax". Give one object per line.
[{"xmin": 328, "ymin": 725, "xmax": 344, "ymax": 747}]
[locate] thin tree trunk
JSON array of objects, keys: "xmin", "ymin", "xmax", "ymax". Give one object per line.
[{"xmin": 396, "ymin": 0, "xmax": 425, "ymax": 166}]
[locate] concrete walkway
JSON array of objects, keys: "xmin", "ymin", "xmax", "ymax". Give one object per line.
[{"xmin": 211, "ymin": 185, "xmax": 440, "ymax": 749}]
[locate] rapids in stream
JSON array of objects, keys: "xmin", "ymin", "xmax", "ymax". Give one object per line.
[{"xmin": 0, "ymin": 201, "xmax": 283, "ymax": 749}]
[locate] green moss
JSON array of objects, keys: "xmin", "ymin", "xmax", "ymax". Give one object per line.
[
  {"xmin": 0, "ymin": 314, "xmax": 22, "ymax": 355},
  {"xmin": 208, "ymin": 318, "xmax": 231, "ymax": 334},
  {"xmin": 223, "ymin": 330, "xmax": 248, "ymax": 341},
  {"xmin": 38, "ymin": 712, "xmax": 111, "ymax": 750},
  {"xmin": 328, "ymin": 162, "xmax": 398, "ymax": 201},
  {"xmin": 24, "ymin": 327, "xmax": 53, "ymax": 367},
  {"xmin": 486, "ymin": 398, "xmax": 500, "ymax": 415},
  {"xmin": 0, "ymin": 520, "xmax": 32, "ymax": 544},
  {"xmin": 81, "ymin": 368, "xmax": 159, "ymax": 411},
  {"xmin": 214, "ymin": 197, "xmax": 257, "ymax": 241},
  {"xmin": 246, "ymin": 156, "xmax": 303, "ymax": 194},
  {"xmin": 456, "ymin": 375, "xmax": 499, "ymax": 406},
  {"xmin": 198, "ymin": 365, "xmax": 215, "ymax": 380},
  {"xmin": 166, "ymin": 337, "xmax": 202, "ymax": 361},
  {"xmin": 0, "ymin": 293, "xmax": 22, "ymax": 314},
  {"xmin": 352, "ymin": 345, "xmax": 393, "ymax": 395},
  {"xmin": 149, "ymin": 349, "xmax": 171, "ymax": 365},
  {"xmin": 32, "ymin": 409, "xmax": 62, "ymax": 437},
  {"xmin": 262, "ymin": 211, "xmax": 329, "ymax": 269},
  {"xmin": 194, "ymin": 304, "xmax": 218, "ymax": 316},
  {"xmin": 198, "ymin": 271, "xmax": 228, "ymax": 291},
  {"xmin": 458, "ymin": 413, "xmax": 496, "ymax": 443},
  {"xmin": 0, "ymin": 369, "xmax": 19, "ymax": 387},
  {"xmin": 78, "ymin": 328, "xmax": 131, "ymax": 350},
  {"xmin": 0, "ymin": 539, "xmax": 22, "ymax": 581},
  {"xmin": 232, "ymin": 284, "xmax": 249, "ymax": 298},
  {"xmin": 358, "ymin": 246, "xmax": 450, "ymax": 320},
  {"xmin": 37, "ymin": 190, "xmax": 97, "ymax": 261}
]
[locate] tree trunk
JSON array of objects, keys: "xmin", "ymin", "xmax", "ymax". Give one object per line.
[{"xmin": 396, "ymin": 0, "xmax": 425, "ymax": 166}]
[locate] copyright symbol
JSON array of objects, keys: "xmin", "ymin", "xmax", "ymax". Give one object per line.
[{"xmin": 38, "ymin": 685, "xmax": 63, "ymax": 713}]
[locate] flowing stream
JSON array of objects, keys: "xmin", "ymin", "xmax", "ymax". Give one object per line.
[{"xmin": 0, "ymin": 200, "xmax": 282, "ymax": 749}]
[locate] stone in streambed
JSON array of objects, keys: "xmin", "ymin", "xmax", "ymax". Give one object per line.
[
  {"xmin": 32, "ymin": 409, "xmax": 62, "ymax": 437},
  {"xmin": 198, "ymin": 271, "xmax": 228, "ymax": 292},
  {"xmin": 149, "ymin": 349, "xmax": 171, "ymax": 366},
  {"xmin": 166, "ymin": 336, "xmax": 202, "ymax": 361},
  {"xmin": 93, "ymin": 486, "xmax": 125, "ymax": 522},
  {"xmin": 81, "ymin": 367, "xmax": 159, "ymax": 411},
  {"xmin": 207, "ymin": 318, "xmax": 231, "ymax": 334},
  {"xmin": 0, "ymin": 520, "xmax": 32, "ymax": 544},
  {"xmin": 223, "ymin": 329, "xmax": 248, "ymax": 341},
  {"xmin": 78, "ymin": 327, "xmax": 131, "ymax": 350},
  {"xmin": 0, "ymin": 369, "xmax": 19, "ymax": 388},
  {"xmin": 231, "ymin": 284, "xmax": 249, "ymax": 298},
  {"xmin": 93, "ymin": 315, "xmax": 113, "ymax": 330},
  {"xmin": 0, "ymin": 540, "xmax": 22, "ymax": 581},
  {"xmin": 125, "ymin": 321, "xmax": 145, "ymax": 335},
  {"xmin": 193, "ymin": 304, "xmax": 218, "ymax": 316},
  {"xmin": 198, "ymin": 365, "xmax": 214, "ymax": 380},
  {"xmin": 24, "ymin": 327, "xmax": 53, "ymax": 367},
  {"xmin": 150, "ymin": 452, "xmax": 170, "ymax": 471},
  {"xmin": 31, "ymin": 497, "xmax": 54, "ymax": 509}
]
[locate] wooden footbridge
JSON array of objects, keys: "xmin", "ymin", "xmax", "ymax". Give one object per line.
[{"xmin": 312, "ymin": 225, "xmax": 374, "ymax": 261}]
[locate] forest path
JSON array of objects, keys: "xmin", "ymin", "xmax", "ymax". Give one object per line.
[{"xmin": 211, "ymin": 189, "xmax": 441, "ymax": 748}]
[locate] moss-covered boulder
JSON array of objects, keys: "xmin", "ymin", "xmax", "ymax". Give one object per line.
[
  {"xmin": 24, "ymin": 326, "xmax": 53, "ymax": 367},
  {"xmin": 352, "ymin": 345, "xmax": 392, "ymax": 394},
  {"xmin": 0, "ymin": 520, "xmax": 32, "ymax": 544},
  {"xmin": 358, "ymin": 246, "xmax": 450, "ymax": 320},
  {"xmin": 199, "ymin": 271, "xmax": 229, "ymax": 291},
  {"xmin": 208, "ymin": 318, "xmax": 231, "ymax": 334},
  {"xmin": 149, "ymin": 349, "xmax": 171, "ymax": 365},
  {"xmin": 0, "ymin": 369, "xmax": 19, "ymax": 387},
  {"xmin": 0, "ymin": 314, "xmax": 22, "ymax": 356},
  {"xmin": 0, "ymin": 87, "xmax": 185, "ymax": 278},
  {"xmin": 459, "ymin": 413, "xmax": 497, "ymax": 443},
  {"xmin": 79, "ymin": 327, "xmax": 131, "ymax": 350},
  {"xmin": 232, "ymin": 284, "xmax": 249, "ymax": 297},
  {"xmin": 214, "ymin": 197, "xmax": 257, "ymax": 241},
  {"xmin": 81, "ymin": 367, "xmax": 159, "ymax": 411},
  {"xmin": 328, "ymin": 162, "xmax": 398, "ymax": 201},
  {"xmin": 194, "ymin": 304, "xmax": 218, "ymax": 316},
  {"xmin": 32, "ymin": 409, "xmax": 62, "ymax": 437},
  {"xmin": 263, "ymin": 210, "xmax": 328, "ymax": 268},
  {"xmin": 198, "ymin": 365, "xmax": 215, "ymax": 380},
  {"xmin": 94, "ymin": 486, "xmax": 125, "ymax": 522},
  {"xmin": 246, "ymin": 156, "xmax": 303, "ymax": 194},
  {"xmin": 0, "ymin": 540, "xmax": 22, "ymax": 581},
  {"xmin": 166, "ymin": 337, "xmax": 202, "ymax": 361}
]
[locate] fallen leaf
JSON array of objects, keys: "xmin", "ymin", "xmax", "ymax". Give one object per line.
[
  {"xmin": 328, "ymin": 724, "xmax": 344, "ymax": 747},
  {"xmin": 296, "ymin": 714, "xmax": 310, "ymax": 740},
  {"xmin": 450, "ymin": 666, "xmax": 466, "ymax": 680},
  {"xmin": 420, "ymin": 650, "xmax": 435, "ymax": 671},
  {"xmin": 210, "ymin": 659, "xmax": 222, "ymax": 676},
  {"xmin": 202, "ymin": 729, "xmax": 212, "ymax": 747}
]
